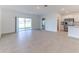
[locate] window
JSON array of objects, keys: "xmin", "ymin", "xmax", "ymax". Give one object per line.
[{"xmin": 17, "ymin": 17, "xmax": 32, "ymax": 32}]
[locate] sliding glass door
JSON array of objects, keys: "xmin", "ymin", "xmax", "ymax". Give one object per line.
[
  {"xmin": 16, "ymin": 17, "xmax": 32, "ymax": 32},
  {"xmin": 25, "ymin": 18, "xmax": 32, "ymax": 29}
]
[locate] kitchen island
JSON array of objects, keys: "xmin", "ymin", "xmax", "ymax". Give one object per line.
[{"xmin": 68, "ymin": 26, "xmax": 79, "ymax": 39}]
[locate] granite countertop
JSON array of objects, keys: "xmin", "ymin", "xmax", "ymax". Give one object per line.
[{"xmin": 68, "ymin": 25, "xmax": 79, "ymax": 28}]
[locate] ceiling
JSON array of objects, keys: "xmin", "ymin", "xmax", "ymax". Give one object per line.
[{"xmin": 1, "ymin": 5, "xmax": 79, "ymax": 15}]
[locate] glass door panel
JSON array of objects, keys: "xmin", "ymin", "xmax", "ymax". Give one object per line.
[
  {"xmin": 18, "ymin": 18, "xmax": 25, "ymax": 31},
  {"xmin": 18, "ymin": 18, "xmax": 25, "ymax": 29},
  {"xmin": 25, "ymin": 18, "xmax": 32, "ymax": 29},
  {"xmin": 17, "ymin": 17, "xmax": 32, "ymax": 32}
]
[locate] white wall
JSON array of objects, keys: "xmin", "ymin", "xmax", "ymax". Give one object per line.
[
  {"xmin": 0, "ymin": 9, "xmax": 1, "ymax": 38},
  {"xmin": 1, "ymin": 8, "xmax": 41, "ymax": 34},
  {"xmin": 32, "ymin": 15, "xmax": 41, "ymax": 30},
  {"xmin": 43, "ymin": 13, "xmax": 57, "ymax": 32}
]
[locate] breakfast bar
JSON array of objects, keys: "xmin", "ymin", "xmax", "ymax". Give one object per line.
[{"xmin": 68, "ymin": 26, "xmax": 79, "ymax": 39}]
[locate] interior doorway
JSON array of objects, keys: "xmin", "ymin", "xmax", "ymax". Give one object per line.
[
  {"xmin": 42, "ymin": 18, "xmax": 45, "ymax": 30},
  {"xmin": 16, "ymin": 17, "xmax": 32, "ymax": 32}
]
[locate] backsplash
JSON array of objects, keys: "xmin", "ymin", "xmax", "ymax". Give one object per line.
[{"xmin": 74, "ymin": 22, "xmax": 79, "ymax": 26}]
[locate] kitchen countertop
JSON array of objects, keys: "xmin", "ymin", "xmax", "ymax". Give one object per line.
[
  {"xmin": 68, "ymin": 25, "xmax": 79, "ymax": 28},
  {"xmin": 68, "ymin": 26, "xmax": 79, "ymax": 39}
]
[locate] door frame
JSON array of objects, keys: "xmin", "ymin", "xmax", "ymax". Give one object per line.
[
  {"xmin": 15, "ymin": 16, "xmax": 17, "ymax": 33},
  {"xmin": 15, "ymin": 16, "xmax": 32, "ymax": 32}
]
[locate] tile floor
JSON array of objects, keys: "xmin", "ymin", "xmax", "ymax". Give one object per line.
[{"xmin": 0, "ymin": 30, "xmax": 79, "ymax": 53}]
